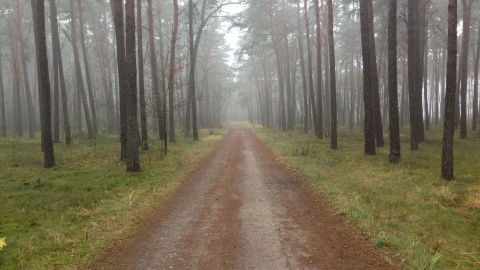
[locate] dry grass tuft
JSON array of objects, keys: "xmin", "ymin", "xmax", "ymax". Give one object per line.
[
  {"xmin": 436, "ymin": 185, "xmax": 456, "ymax": 201},
  {"xmin": 465, "ymin": 186, "xmax": 480, "ymax": 210}
]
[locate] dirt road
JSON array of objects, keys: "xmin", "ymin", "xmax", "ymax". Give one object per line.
[{"xmin": 92, "ymin": 124, "xmax": 397, "ymax": 270}]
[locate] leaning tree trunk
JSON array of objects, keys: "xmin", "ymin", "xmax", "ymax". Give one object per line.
[
  {"xmin": 388, "ymin": 0, "xmax": 400, "ymax": 163},
  {"xmin": 31, "ymin": 0, "xmax": 55, "ymax": 168},
  {"xmin": 50, "ymin": 0, "xmax": 72, "ymax": 144},
  {"xmin": 136, "ymin": 0, "xmax": 148, "ymax": 150},
  {"xmin": 359, "ymin": 0, "xmax": 376, "ymax": 155},
  {"xmin": 168, "ymin": 0, "xmax": 179, "ymax": 143},
  {"xmin": 327, "ymin": 0, "xmax": 337, "ymax": 149},
  {"xmin": 70, "ymin": 0, "xmax": 94, "ymax": 139},
  {"xmin": 441, "ymin": 0, "xmax": 457, "ymax": 180},
  {"xmin": 78, "ymin": 0, "xmax": 98, "ymax": 136}
]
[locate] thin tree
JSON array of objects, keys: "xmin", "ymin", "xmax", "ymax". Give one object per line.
[
  {"xmin": 296, "ymin": 0, "xmax": 309, "ymax": 133},
  {"xmin": 0, "ymin": 50, "xmax": 5, "ymax": 137},
  {"xmin": 124, "ymin": 0, "xmax": 140, "ymax": 172},
  {"xmin": 313, "ymin": 0, "xmax": 323, "ymax": 138},
  {"xmin": 70, "ymin": 0, "xmax": 94, "ymax": 139},
  {"xmin": 14, "ymin": 0, "xmax": 36, "ymax": 138},
  {"xmin": 168, "ymin": 0, "xmax": 179, "ymax": 143},
  {"xmin": 303, "ymin": 0, "xmax": 319, "ymax": 135},
  {"xmin": 49, "ymin": 0, "xmax": 71, "ymax": 144},
  {"xmin": 473, "ymin": 23, "xmax": 480, "ymax": 131},
  {"xmin": 31, "ymin": 0, "xmax": 55, "ymax": 168},
  {"xmin": 327, "ymin": 0, "xmax": 337, "ymax": 149},
  {"xmin": 359, "ymin": 0, "xmax": 376, "ymax": 155},
  {"xmin": 111, "ymin": 0, "xmax": 127, "ymax": 159},
  {"xmin": 388, "ymin": 0, "xmax": 400, "ymax": 163},
  {"xmin": 146, "ymin": 0, "xmax": 163, "ymax": 140},
  {"xmin": 459, "ymin": 0, "xmax": 471, "ymax": 138},
  {"xmin": 77, "ymin": 0, "xmax": 98, "ymax": 136},
  {"xmin": 441, "ymin": 0, "xmax": 457, "ymax": 180},
  {"xmin": 137, "ymin": 0, "xmax": 148, "ymax": 150},
  {"xmin": 408, "ymin": 0, "xmax": 420, "ymax": 150}
]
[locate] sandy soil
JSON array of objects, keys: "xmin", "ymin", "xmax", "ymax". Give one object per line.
[{"xmin": 91, "ymin": 124, "xmax": 399, "ymax": 270}]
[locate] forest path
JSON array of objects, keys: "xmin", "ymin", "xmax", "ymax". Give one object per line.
[{"xmin": 91, "ymin": 124, "xmax": 396, "ymax": 270}]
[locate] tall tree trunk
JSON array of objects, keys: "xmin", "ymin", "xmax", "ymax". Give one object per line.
[
  {"xmin": 0, "ymin": 51, "xmax": 5, "ymax": 137},
  {"xmin": 367, "ymin": 0, "xmax": 384, "ymax": 147},
  {"xmin": 168, "ymin": 0, "xmax": 179, "ymax": 142},
  {"xmin": 459, "ymin": 0, "xmax": 471, "ymax": 138},
  {"xmin": 124, "ymin": 0, "xmax": 140, "ymax": 172},
  {"xmin": 32, "ymin": 0, "xmax": 55, "ymax": 168},
  {"xmin": 11, "ymin": 29, "xmax": 23, "ymax": 137},
  {"xmin": 359, "ymin": 0, "xmax": 376, "ymax": 155},
  {"xmin": 111, "ymin": 0, "xmax": 127, "ymax": 159},
  {"xmin": 442, "ymin": 0, "xmax": 457, "ymax": 180},
  {"xmin": 408, "ymin": 0, "xmax": 420, "ymax": 150},
  {"xmin": 327, "ymin": 0, "xmax": 337, "ymax": 149},
  {"xmin": 314, "ymin": 0, "xmax": 323, "ymax": 138},
  {"xmin": 388, "ymin": 0, "xmax": 400, "ymax": 163},
  {"xmin": 423, "ymin": 36, "xmax": 430, "ymax": 130},
  {"xmin": 284, "ymin": 30, "xmax": 293, "ymax": 131},
  {"xmin": 15, "ymin": 0, "xmax": 36, "ymax": 138},
  {"xmin": 136, "ymin": 0, "xmax": 148, "ymax": 149},
  {"xmin": 473, "ymin": 24, "xmax": 480, "ymax": 131},
  {"xmin": 70, "ymin": 0, "xmax": 94, "ymax": 139},
  {"xmin": 147, "ymin": 0, "xmax": 163, "ymax": 140},
  {"xmin": 77, "ymin": 0, "xmax": 98, "ymax": 136},
  {"xmin": 296, "ymin": 0, "xmax": 308, "ymax": 133},
  {"xmin": 303, "ymin": 0, "xmax": 319, "ymax": 135}
]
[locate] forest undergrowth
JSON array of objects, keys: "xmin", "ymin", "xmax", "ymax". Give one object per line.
[
  {"xmin": 251, "ymin": 123, "xmax": 480, "ymax": 270},
  {"xmin": 0, "ymin": 129, "xmax": 225, "ymax": 269}
]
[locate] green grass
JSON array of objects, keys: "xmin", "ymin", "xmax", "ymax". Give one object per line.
[
  {"xmin": 250, "ymin": 124, "xmax": 480, "ymax": 270},
  {"xmin": 0, "ymin": 129, "xmax": 225, "ymax": 269}
]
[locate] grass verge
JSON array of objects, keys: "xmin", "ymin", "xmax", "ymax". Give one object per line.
[
  {"xmin": 250, "ymin": 124, "xmax": 480, "ymax": 270},
  {"xmin": 0, "ymin": 129, "xmax": 225, "ymax": 269}
]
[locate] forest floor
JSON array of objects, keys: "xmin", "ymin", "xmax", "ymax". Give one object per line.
[{"xmin": 91, "ymin": 123, "xmax": 398, "ymax": 270}]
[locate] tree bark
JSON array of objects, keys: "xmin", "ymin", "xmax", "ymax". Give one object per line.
[
  {"xmin": 111, "ymin": 0, "xmax": 127, "ymax": 159},
  {"xmin": 327, "ymin": 0, "xmax": 337, "ymax": 149},
  {"xmin": 441, "ymin": 0, "xmax": 457, "ymax": 180},
  {"xmin": 136, "ymin": 0, "xmax": 148, "ymax": 150},
  {"xmin": 168, "ymin": 0, "xmax": 179, "ymax": 142},
  {"xmin": 388, "ymin": 0, "xmax": 400, "ymax": 163},
  {"xmin": 359, "ymin": 0, "xmax": 376, "ymax": 155},
  {"xmin": 124, "ymin": 0, "xmax": 140, "ymax": 172},
  {"xmin": 367, "ymin": 0, "xmax": 384, "ymax": 147},
  {"xmin": 31, "ymin": 0, "xmax": 55, "ymax": 168}
]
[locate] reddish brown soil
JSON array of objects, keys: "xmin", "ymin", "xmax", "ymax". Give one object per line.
[{"xmin": 91, "ymin": 124, "xmax": 400, "ymax": 270}]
